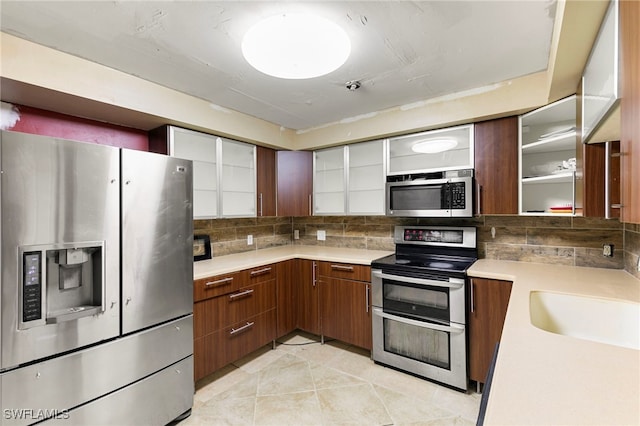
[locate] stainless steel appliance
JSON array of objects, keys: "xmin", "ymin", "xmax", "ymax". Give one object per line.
[
  {"xmin": 371, "ymin": 226, "xmax": 477, "ymax": 391},
  {"xmin": 0, "ymin": 131, "xmax": 194, "ymax": 425},
  {"xmin": 385, "ymin": 169, "xmax": 473, "ymax": 217}
]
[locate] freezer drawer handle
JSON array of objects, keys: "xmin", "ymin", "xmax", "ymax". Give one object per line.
[
  {"xmin": 229, "ymin": 321, "xmax": 255, "ymax": 336},
  {"xmin": 206, "ymin": 277, "xmax": 234, "ymax": 287},
  {"xmin": 331, "ymin": 264, "xmax": 354, "ymax": 272},
  {"xmin": 229, "ymin": 289, "xmax": 254, "ymax": 300},
  {"xmin": 250, "ymin": 267, "xmax": 272, "ymax": 276}
]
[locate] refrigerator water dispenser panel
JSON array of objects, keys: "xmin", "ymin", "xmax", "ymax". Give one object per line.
[{"xmin": 19, "ymin": 242, "xmax": 106, "ymax": 329}]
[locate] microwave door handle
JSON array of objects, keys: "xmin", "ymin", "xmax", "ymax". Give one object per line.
[
  {"xmin": 374, "ymin": 308, "xmax": 465, "ymax": 334},
  {"xmin": 371, "ymin": 270, "xmax": 464, "ymax": 289}
]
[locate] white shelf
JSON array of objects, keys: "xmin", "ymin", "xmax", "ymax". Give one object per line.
[
  {"xmin": 522, "ymin": 132, "xmax": 576, "ymax": 153},
  {"xmin": 522, "ymin": 171, "xmax": 574, "ymax": 184}
]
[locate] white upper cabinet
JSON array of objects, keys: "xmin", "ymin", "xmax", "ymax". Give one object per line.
[
  {"xmin": 519, "ymin": 95, "xmax": 577, "ymax": 215},
  {"xmin": 347, "ymin": 140, "xmax": 386, "ymax": 215},
  {"xmin": 170, "ymin": 127, "xmax": 218, "ymax": 218},
  {"xmin": 313, "ymin": 139, "xmax": 386, "ymax": 216},
  {"xmin": 220, "ymin": 137, "xmax": 256, "ymax": 217},
  {"xmin": 168, "ymin": 127, "xmax": 256, "ymax": 219},
  {"xmin": 387, "ymin": 124, "xmax": 474, "ymax": 175},
  {"xmin": 314, "ymin": 146, "xmax": 346, "ymax": 215}
]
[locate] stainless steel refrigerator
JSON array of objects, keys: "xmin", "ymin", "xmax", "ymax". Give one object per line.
[{"xmin": 0, "ymin": 130, "xmax": 194, "ymax": 425}]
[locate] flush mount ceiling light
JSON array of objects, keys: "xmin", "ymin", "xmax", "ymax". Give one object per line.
[
  {"xmin": 241, "ymin": 13, "xmax": 351, "ymax": 79},
  {"xmin": 412, "ymin": 139, "xmax": 459, "ymax": 154}
]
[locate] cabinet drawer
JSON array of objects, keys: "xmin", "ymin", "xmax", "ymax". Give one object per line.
[
  {"xmin": 241, "ymin": 264, "xmax": 276, "ymax": 284},
  {"xmin": 194, "ymin": 271, "xmax": 241, "ymax": 302},
  {"xmin": 208, "ymin": 309, "xmax": 276, "ymax": 373},
  {"xmin": 194, "ymin": 279, "xmax": 276, "ymax": 337},
  {"xmin": 318, "ymin": 261, "xmax": 371, "ymax": 282}
]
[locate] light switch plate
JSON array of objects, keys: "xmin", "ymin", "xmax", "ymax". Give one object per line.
[
  {"xmin": 247, "ymin": 234, "xmax": 253, "ymax": 245},
  {"xmin": 294, "ymin": 229, "xmax": 300, "ymax": 240},
  {"xmin": 317, "ymin": 230, "xmax": 326, "ymax": 241}
]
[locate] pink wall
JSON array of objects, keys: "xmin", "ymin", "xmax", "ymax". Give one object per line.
[{"xmin": 4, "ymin": 103, "xmax": 149, "ymax": 151}]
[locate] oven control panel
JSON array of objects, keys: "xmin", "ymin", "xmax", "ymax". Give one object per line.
[{"xmin": 403, "ymin": 228, "xmax": 464, "ymax": 244}]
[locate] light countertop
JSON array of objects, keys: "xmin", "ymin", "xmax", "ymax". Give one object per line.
[
  {"xmin": 193, "ymin": 245, "xmax": 393, "ymax": 280},
  {"xmin": 468, "ymin": 260, "xmax": 640, "ymax": 425}
]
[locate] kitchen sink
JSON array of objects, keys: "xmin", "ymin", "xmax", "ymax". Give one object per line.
[{"xmin": 529, "ymin": 291, "xmax": 640, "ymax": 350}]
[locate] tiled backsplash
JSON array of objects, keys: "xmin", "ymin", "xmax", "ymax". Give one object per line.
[{"xmin": 194, "ymin": 215, "xmax": 640, "ymax": 277}]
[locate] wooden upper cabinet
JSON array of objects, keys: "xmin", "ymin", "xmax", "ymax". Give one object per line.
[
  {"xmin": 276, "ymin": 150, "xmax": 313, "ymax": 217},
  {"xmin": 474, "ymin": 117, "xmax": 519, "ymax": 215},
  {"xmin": 256, "ymin": 146, "xmax": 276, "ymax": 217},
  {"xmin": 620, "ymin": 0, "xmax": 640, "ymax": 223}
]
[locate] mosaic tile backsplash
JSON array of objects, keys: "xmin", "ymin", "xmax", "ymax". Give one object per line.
[{"xmin": 194, "ymin": 215, "xmax": 640, "ymax": 278}]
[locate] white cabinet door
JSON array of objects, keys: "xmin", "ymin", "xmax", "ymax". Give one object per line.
[
  {"xmin": 348, "ymin": 140, "xmax": 385, "ymax": 215},
  {"xmin": 220, "ymin": 137, "xmax": 256, "ymax": 217},
  {"xmin": 169, "ymin": 127, "xmax": 256, "ymax": 219},
  {"xmin": 387, "ymin": 124, "xmax": 474, "ymax": 175},
  {"xmin": 519, "ymin": 95, "xmax": 577, "ymax": 215},
  {"xmin": 170, "ymin": 127, "xmax": 217, "ymax": 219},
  {"xmin": 314, "ymin": 146, "xmax": 346, "ymax": 215}
]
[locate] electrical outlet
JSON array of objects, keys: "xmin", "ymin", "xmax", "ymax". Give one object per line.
[
  {"xmin": 294, "ymin": 229, "xmax": 300, "ymax": 240},
  {"xmin": 247, "ymin": 234, "xmax": 253, "ymax": 245},
  {"xmin": 637, "ymin": 257, "xmax": 640, "ymax": 272},
  {"xmin": 602, "ymin": 243, "xmax": 613, "ymax": 257},
  {"xmin": 317, "ymin": 230, "xmax": 326, "ymax": 241}
]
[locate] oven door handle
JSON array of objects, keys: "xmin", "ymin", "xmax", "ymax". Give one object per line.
[
  {"xmin": 374, "ymin": 308, "xmax": 465, "ymax": 334},
  {"xmin": 372, "ymin": 270, "xmax": 464, "ymax": 289}
]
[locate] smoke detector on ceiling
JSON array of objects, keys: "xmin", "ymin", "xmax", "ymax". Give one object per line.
[{"xmin": 346, "ymin": 80, "xmax": 361, "ymax": 91}]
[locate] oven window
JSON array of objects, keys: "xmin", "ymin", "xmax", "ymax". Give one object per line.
[
  {"xmin": 383, "ymin": 280, "xmax": 450, "ymax": 322},
  {"xmin": 390, "ymin": 184, "xmax": 443, "ymax": 211},
  {"xmin": 383, "ymin": 317, "xmax": 450, "ymax": 370}
]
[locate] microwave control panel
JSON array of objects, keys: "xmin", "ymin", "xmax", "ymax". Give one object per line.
[{"xmin": 450, "ymin": 182, "xmax": 466, "ymax": 209}]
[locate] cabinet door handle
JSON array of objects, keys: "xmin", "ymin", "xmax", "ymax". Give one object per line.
[
  {"xmin": 250, "ymin": 267, "xmax": 272, "ymax": 276},
  {"xmin": 259, "ymin": 193, "xmax": 263, "ymax": 217},
  {"xmin": 365, "ymin": 284, "xmax": 370, "ymax": 313},
  {"xmin": 229, "ymin": 321, "xmax": 254, "ymax": 336},
  {"xmin": 476, "ymin": 183, "xmax": 482, "ymax": 216},
  {"xmin": 312, "ymin": 261, "xmax": 317, "ymax": 287},
  {"xmin": 205, "ymin": 277, "xmax": 233, "ymax": 287},
  {"xmin": 331, "ymin": 264, "xmax": 354, "ymax": 272},
  {"xmin": 470, "ymin": 280, "xmax": 475, "ymax": 314},
  {"xmin": 229, "ymin": 289, "xmax": 254, "ymax": 300}
]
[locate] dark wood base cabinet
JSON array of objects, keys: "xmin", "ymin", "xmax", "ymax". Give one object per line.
[
  {"xmin": 195, "ymin": 309, "xmax": 276, "ymax": 380},
  {"xmin": 468, "ymin": 278, "xmax": 512, "ymax": 384},
  {"xmin": 318, "ymin": 262, "xmax": 372, "ymax": 350},
  {"xmin": 194, "ymin": 259, "xmax": 374, "ymax": 381},
  {"xmin": 193, "ymin": 265, "xmax": 277, "ymax": 381}
]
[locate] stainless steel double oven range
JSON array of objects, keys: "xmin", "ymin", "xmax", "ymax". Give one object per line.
[{"xmin": 371, "ymin": 225, "xmax": 477, "ymax": 391}]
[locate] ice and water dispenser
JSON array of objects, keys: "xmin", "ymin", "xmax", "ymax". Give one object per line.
[{"xmin": 20, "ymin": 242, "xmax": 105, "ymax": 328}]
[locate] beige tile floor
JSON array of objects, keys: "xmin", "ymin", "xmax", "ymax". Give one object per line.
[{"xmin": 180, "ymin": 332, "xmax": 480, "ymax": 425}]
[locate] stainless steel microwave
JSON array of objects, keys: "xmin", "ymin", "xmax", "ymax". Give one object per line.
[{"xmin": 386, "ymin": 170, "xmax": 473, "ymax": 217}]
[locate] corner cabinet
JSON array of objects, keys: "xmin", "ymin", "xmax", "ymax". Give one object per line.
[
  {"xmin": 276, "ymin": 151, "xmax": 313, "ymax": 217},
  {"xmin": 519, "ymin": 96, "xmax": 577, "ymax": 215},
  {"xmin": 149, "ymin": 125, "xmax": 256, "ymax": 219},
  {"xmin": 313, "ymin": 139, "xmax": 386, "ymax": 216}
]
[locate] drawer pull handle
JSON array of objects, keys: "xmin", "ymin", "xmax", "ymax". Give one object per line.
[
  {"xmin": 205, "ymin": 277, "xmax": 233, "ymax": 287},
  {"xmin": 250, "ymin": 267, "xmax": 272, "ymax": 276},
  {"xmin": 331, "ymin": 264, "xmax": 354, "ymax": 271},
  {"xmin": 230, "ymin": 321, "xmax": 255, "ymax": 336},
  {"xmin": 229, "ymin": 289, "xmax": 254, "ymax": 300}
]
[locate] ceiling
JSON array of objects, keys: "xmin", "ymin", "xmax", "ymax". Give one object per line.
[{"xmin": 0, "ymin": 1, "xmax": 558, "ymax": 131}]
